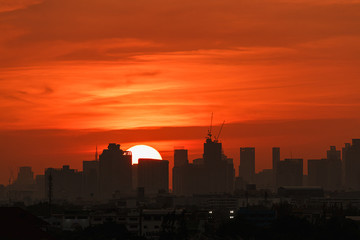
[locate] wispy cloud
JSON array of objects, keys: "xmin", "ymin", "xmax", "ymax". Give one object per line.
[{"xmin": 0, "ymin": 0, "xmax": 42, "ymax": 13}]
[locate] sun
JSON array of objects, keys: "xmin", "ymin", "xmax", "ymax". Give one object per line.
[{"xmin": 126, "ymin": 145, "xmax": 162, "ymax": 164}]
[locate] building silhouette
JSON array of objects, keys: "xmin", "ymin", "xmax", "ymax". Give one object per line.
[
  {"xmin": 82, "ymin": 160, "xmax": 99, "ymax": 200},
  {"xmin": 99, "ymin": 143, "xmax": 132, "ymax": 200},
  {"xmin": 202, "ymin": 137, "xmax": 234, "ymax": 193},
  {"xmin": 15, "ymin": 167, "xmax": 35, "ymax": 186},
  {"xmin": 277, "ymin": 159, "xmax": 303, "ymax": 187},
  {"xmin": 172, "ymin": 134, "xmax": 234, "ymax": 195},
  {"xmin": 254, "ymin": 169, "xmax": 273, "ymax": 189},
  {"xmin": 7, "ymin": 138, "xmax": 360, "ymax": 208},
  {"xmin": 239, "ymin": 147, "xmax": 255, "ymax": 184},
  {"xmin": 44, "ymin": 165, "xmax": 82, "ymax": 201},
  {"xmin": 9, "ymin": 167, "xmax": 36, "ymax": 204},
  {"xmin": 307, "ymin": 146, "xmax": 342, "ymax": 191},
  {"xmin": 172, "ymin": 149, "xmax": 191, "ymax": 196},
  {"xmin": 343, "ymin": 139, "xmax": 360, "ymax": 190},
  {"xmin": 272, "ymin": 147, "xmax": 280, "ymax": 187},
  {"xmin": 174, "ymin": 149, "xmax": 188, "ymax": 167},
  {"xmin": 326, "ymin": 146, "xmax": 342, "ymax": 190},
  {"xmin": 308, "ymin": 159, "xmax": 324, "ymax": 187},
  {"xmin": 35, "ymin": 174, "xmax": 45, "ymax": 200},
  {"xmin": 137, "ymin": 158, "xmax": 169, "ymax": 195}
]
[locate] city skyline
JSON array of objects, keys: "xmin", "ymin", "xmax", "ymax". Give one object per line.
[
  {"xmin": 0, "ymin": 126, "xmax": 360, "ymax": 184},
  {"xmin": 1, "ymin": 0, "xmax": 360, "ymax": 185},
  {"xmin": 5, "ymin": 135, "xmax": 359, "ymax": 189},
  {"xmin": 1, "ymin": 120, "xmax": 360, "ymax": 185},
  {"xmin": 3, "ymin": 135, "xmax": 359, "ymax": 207},
  {"xmin": 1, "ymin": 0, "xmax": 360, "ymax": 239}
]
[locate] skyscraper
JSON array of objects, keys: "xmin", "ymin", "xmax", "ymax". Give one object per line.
[
  {"xmin": 239, "ymin": 147, "xmax": 255, "ymax": 183},
  {"xmin": 83, "ymin": 160, "xmax": 99, "ymax": 200},
  {"xmin": 272, "ymin": 147, "xmax": 280, "ymax": 187},
  {"xmin": 202, "ymin": 138, "xmax": 234, "ymax": 194},
  {"xmin": 45, "ymin": 165, "xmax": 83, "ymax": 201},
  {"xmin": 99, "ymin": 143, "xmax": 132, "ymax": 200},
  {"xmin": 10, "ymin": 166, "xmax": 36, "ymax": 203},
  {"xmin": 137, "ymin": 158, "xmax": 169, "ymax": 195},
  {"xmin": 173, "ymin": 149, "xmax": 190, "ymax": 195},
  {"xmin": 172, "ymin": 135, "xmax": 234, "ymax": 195},
  {"xmin": 203, "ymin": 138, "xmax": 222, "ymax": 165},
  {"xmin": 174, "ymin": 149, "xmax": 188, "ymax": 167},
  {"xmin": 343, "ymin": 139, "xmax": 360, "ymax": 190},
  {"xmin": 308, "ymin": 159, "xmax": 326, "ymax": 187},
  {"xmin": 15, "ymin": 167, "xmax": 34, "ymax": 186},
  {"xmin": 326, "ymin": 146, "xmax": 342, "ymax": 190},
  {"xmin": 277, "ymin": 159, "xmax": 303, "ymax": 187}
]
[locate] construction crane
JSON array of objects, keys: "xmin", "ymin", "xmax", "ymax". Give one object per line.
[
  {"xmin": 215, "ymin": 121, "xmax": 225, "ymax": 142},
  {"xmin": 207, "ymin": 112, "xmax": 213, "ymax": 140}
]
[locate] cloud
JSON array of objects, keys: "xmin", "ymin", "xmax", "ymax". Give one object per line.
[
  {"xmin": 0, "ymin": 0, "xmax": 42, "ymax": 13},
  {"xmin": 0, "ymin": 0, "xmax": 359, "ymax": 152},
  {"xmin": 1, "ymin": 0, "xmax": 360, "ymax": 67}
]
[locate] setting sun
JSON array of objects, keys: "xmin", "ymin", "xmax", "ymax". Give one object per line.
[{"xmin": 127, "ymin": 145, "xmax": 162, "ymax": 164}]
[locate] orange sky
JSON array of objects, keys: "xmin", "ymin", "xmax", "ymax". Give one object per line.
[{"xmin": 0, "ymin": 0, "xmax": 360, "ymax": 185}]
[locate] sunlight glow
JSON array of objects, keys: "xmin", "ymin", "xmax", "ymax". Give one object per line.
[{"xmin": 126, "ymin": 145, "xmax": 162, "ymax": 164}]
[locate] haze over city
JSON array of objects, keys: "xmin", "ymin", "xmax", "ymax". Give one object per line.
[
  {"xmin": 1, "ymin": 0, "xmax": 360, "ymax": 185},
  {"xmin": 1, "ymin": 0, "xmax": 360, "ymax": 239}
]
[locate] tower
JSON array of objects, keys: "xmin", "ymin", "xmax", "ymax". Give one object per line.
[
  {"xmin": 174, "ymin": 149, "xmax": 188, "ymax": 167},
  {"xmin": 99, "ymin": 143, "xmax": 132, "ymax": 200},
  {"xmin": 239, "ymin": 147, "xmax": 255, "ymax": 183},
  {"xmin": 272, "ymin": 147, "xmax": 280, "ymax": 187}
]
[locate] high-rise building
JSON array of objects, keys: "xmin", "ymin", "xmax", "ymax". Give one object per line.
[
  {"xmin": 277, "ymin": 159, "xmax": 303, "ymax": 187},
  {"xmin": 173, "ymin": 162, "xmax": 199, "ymax": 196},
  {"xmin": 239, "ymin": 147, "xmax": 255, "ymax": 183},
  {"xmin": 254, "ymin": 169, "xmax": 273, "ymax": 189},
  {"xmin": 45, "ymin": 165, "xmax": 82, "ymax": 201},
  {"xmin": 99, "ymin": 143, "xmax": 132, "ymax": 200},
  {"xmin": 308, "ymin": 159, "xmax": 326, "ymax": 187},
  {"xmin": 272, "ymin": 147, "xmax": 280, "ymax": 187},
  {"xmin": 172, "ymin": 136, "xmax": 234, "ymax": 195},
  {"xmin": 35, "ymin": 174, "xmax": 45, "ymax": 200},
  {"xmin": 10, "ymin": 166, "xmax": 36, "ymax": 203},
  {"xmin": 343, "ymin": 139, "xmax": 360, "ymax": 190},
  {"xmin": 83, "ymin": 160, "xmax": 99, "ymax": 200},
  {"xmin": 327, "ymin": 146, "xmax": 341, "ymax": 161},
  {"xmin": 203, "ymin": 138, "xmax": 222, "ymax": 165},
  {"xmin": 137, "ymin": 159, "xmax": 169, "ymax": 195},
  {"xmin": 308, "ymin": 156, "xmax": 342, "ymax": 191},
  {"xmin": 173, "ymin": 149, "xmax": 190, "ymax": 195},
  {"xmin": 15, "ymin": 167, "xmax": 34, "ymax": 186},
  {"xmin": 174, "ymin": 149, "xmax": 188, "ymax": 167},
  {"xmin": 326, "ymin": 146, "xmax": 342, "ymax": 190},
  {"xmin": 202, "ymin": 138, "xmax": 234, "ymax": 194}
]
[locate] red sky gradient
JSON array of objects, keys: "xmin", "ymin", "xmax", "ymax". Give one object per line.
[{"xmin": 0, "ymin": 0, "xmax": 360, "ymax": 185}]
